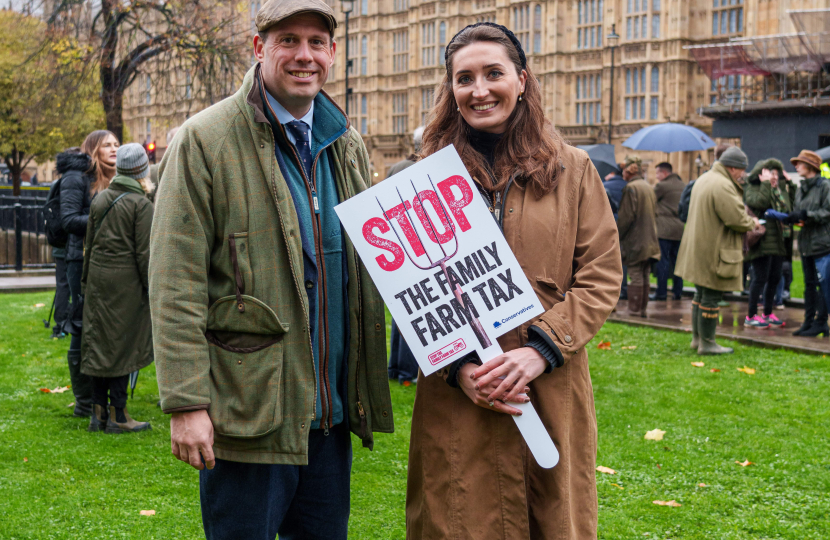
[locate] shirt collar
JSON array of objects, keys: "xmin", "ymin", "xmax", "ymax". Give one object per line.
[{"xmin": 264, "ymin": 88, "xmax": 314, "ymax": 130}]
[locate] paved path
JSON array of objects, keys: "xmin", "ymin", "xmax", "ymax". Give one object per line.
[
  {"xmin": 0, "ymin": 275, "xmax": 56, "ymax": 293},
  {"xmin": 610, "ymin": 297, "xmax": 830, "ymax": 355}
]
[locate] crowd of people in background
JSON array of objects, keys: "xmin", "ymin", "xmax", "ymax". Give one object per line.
[{"xmin": 605, "ymin": 141, "xmax": 830, "ymax": 354}]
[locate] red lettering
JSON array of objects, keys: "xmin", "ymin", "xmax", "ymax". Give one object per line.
[
  {"xmin": 384, "ymin": 200, "xmax": 426, "ymax": 257},
  {"xmin": 362, "ymin": 217, "xmax": 405, "ymax": 271},
  {"xmin": 437, "ymin": 175, "xmax": 473, "ymax": 232},
  {"xmin": 413, "ymin": 190, "xmax": 455, "ymax": 244}
]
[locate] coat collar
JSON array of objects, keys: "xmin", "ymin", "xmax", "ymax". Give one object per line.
[
  {"xmin": 109, "ymin": 175, "xmax": 146, "ymax": 195},
  {"xmin": 712, "ymin": 162, "xmax": 744, "ymax": 193}
]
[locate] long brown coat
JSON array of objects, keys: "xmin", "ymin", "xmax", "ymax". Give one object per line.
[
  {"xmin": 617, "ymin": 177, "xmax": 661, "ymax": 266},
  {"xmin": 406, "ymin": 145, "xmax": 623, "ymax": 540},
  {"xmin": 675, "ymin": 162, "xmax": 755, "ymax": 291}
]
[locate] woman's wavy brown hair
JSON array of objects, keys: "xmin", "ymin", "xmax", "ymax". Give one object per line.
[
  {"xmin": 81, "ymin": 130, "xmax": 118, "ymax": 195},
  {"xmin": 420, "ymin": 25, "xmax": 564, "ymax": 197}
]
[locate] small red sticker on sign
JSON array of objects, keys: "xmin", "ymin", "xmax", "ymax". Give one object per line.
[{"xmin": 428, "ymin": 338, "xmax": 467, "ymax": 365}]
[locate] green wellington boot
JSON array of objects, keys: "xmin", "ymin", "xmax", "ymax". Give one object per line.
[
  {"xmin": 690, "ymin": 302, "xmax": 700, "ymax": 350},
  {"xmin": 698, "ymin": 311, "xmax": 733, "ymax": 355}
]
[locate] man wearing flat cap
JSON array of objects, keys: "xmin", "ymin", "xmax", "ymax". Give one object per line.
[
  {"xmin": 676, "ymin": 146, "xmax": 758, "ymax": 355},
  {"xmin": 149, "ymin": 0, "xmax": 392, "ymax": 537}
]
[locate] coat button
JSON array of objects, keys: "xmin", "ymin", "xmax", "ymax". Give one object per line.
[
  {"xmin": 301, "ymin": 423, "xmax": 305, "ymax": 428},
  {"xmin": 305, "ymin": 280, "xmax": 314, "ymax": 289},
  {"xmin": 509, "ymin": 208, "xmax": 514, "ymax": 213},
  {"xmin": 260, "ymin": 143, "xmax": 265, "ymax": 148},
  {"xmin": 375, "ymin": 323, "xmax": 382, "ymax": 330},
  {"xmin": 237, "ymin": 360, "xmax": 242, "ymax": 365},
  {"xmin": 382, "ymin": 410, "xmax": 388, "ymax": 417},
  {"xmin": 564, "ymin": 335, "xmax": 572, "ymax": 343}
]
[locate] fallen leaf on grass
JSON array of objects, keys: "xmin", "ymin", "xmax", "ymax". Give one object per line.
[
  {"xmin": 698, "ymin": 483, "xmax": 708, "ymax": 487},
  {"xmin": 656, "ymin": 464, "xmax": 662, "ymax": 469},
  {"xmin": 402, "ymin": 380, "xmax": 412, "ymax": 387},
  {"xmin": 34, "ymin": 303, "xmax": 45, "ymax": 308},
  {"xmin": 710, "ymin": 368, "xmax": 721, "ymax": 372},
  {"xmin": 737, "ymin": 366, "xmax": 756, "ymax": 375},
  {"xmin": 23, "ymin": 458, "xmax": 28, "ymax": 462},
  {"xmin": 597, "ymin": 340, "xmax": 612, "ymax": 350},
  {"xmin": 653, "ymin": 500, "xmax": 681, "ymax": 507},
  {"xmin": 39, "ymin": 386, "xmax": 71, "ymax": 394},
  {"xmin": 691, "ymin": 361, "xmax": 705, "ymax": 367},
  {"xmin": 67, "ymin": 402, "xmax": 75, "ymax": 408},
  {"xmin": 621, "ymin": 345, "xmax": 637, "ymax": 350},
  {"xmin": 736, "ymin": 460, "xmax": 753, "ymax": 467},
  {"xmin": 645, "ymin": 429, "xmax": 666, "ymax": 441},
  {"xmin": 596, "ymin": 466, "xmax": 616, "ymax": 474},
  {"xmin": 611, "ymin": 483, "xmax": 625, "ymax": 490},
  {"xmin": 139, "ymin": 510, "xmax": 156, "ymax": 516}
]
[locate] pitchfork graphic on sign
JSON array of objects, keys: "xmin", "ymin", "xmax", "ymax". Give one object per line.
[{"xmin": 376, "ymin": 175, "xmax": 493, "ymax": 350}]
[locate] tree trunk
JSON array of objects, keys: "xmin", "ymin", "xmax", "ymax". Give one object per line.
[
  {"xmin": 6, "ymin": 146, "xmax": 25, "ymax": 197},
  {"xmin": 103, "ymin": 88, "xmax": 124, "ymax": 143}
]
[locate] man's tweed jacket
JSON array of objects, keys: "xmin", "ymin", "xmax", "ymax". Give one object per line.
[{"xmin": 149, "ymin": 65, "xmax": 393, "ymax": 465}]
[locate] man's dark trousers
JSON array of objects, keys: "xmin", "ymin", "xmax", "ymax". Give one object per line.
[
  {"xmin": 655, "ymin": 238, "xmax": 683, "ymax": 299},
  {"xmin": 200, "ymin": 422, "xmax": 352, "ymax": 540}
]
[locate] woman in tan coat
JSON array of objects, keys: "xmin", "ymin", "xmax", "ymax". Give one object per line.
[{"xmin": 407, "ymin": 23, "xmax": 622, "ymax": 540}]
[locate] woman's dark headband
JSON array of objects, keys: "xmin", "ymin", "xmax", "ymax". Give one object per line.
[{"xmin": 444, "ymin": 22, "xmax": 528, "ymax": 75}]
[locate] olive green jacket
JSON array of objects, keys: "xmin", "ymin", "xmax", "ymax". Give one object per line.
[
  {"xmin": 676, "ymin": 162, "xmax": 755, "ymax": 291},
  {"xmin": 617, "ymin": 176, "xmax": 661, "ymax": 266},
  {"xmin": 149, "ymin": 65, "xmax": 393, "ymax": 465},
  {"xmin": 81, "ymin": 176, "xmax": 154, "ymax": 377},
  {"xmin": 743, "ymin": 159, "xmax": 790, "ymax": 261}
]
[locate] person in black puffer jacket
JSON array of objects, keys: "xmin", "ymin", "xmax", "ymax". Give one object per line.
[{"xmin": 57, "ymin": 149, "xmax": 95, "ymax": 417}]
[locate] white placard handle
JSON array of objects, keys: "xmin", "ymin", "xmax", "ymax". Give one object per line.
[{"xmin": 478, "ymin": 343, "xmax": 560, "ymax": 469}]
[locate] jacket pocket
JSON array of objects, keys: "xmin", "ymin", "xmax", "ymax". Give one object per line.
[
  {"xmin": 535, "ymin": 276, "xmax": 566, "ymax": 304},
  {"xmin": 716, "ymin": 248, "xmax": 744, "ymax": 279},
  {"xmin": 206, "ymin": 294, "xmax": 289, "ymax": 438}
]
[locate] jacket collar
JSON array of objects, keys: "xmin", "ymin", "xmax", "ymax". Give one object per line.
[
  {"xmin": 712, "ymin": 162, "xmax": 745, "ymax": 193},
  {"xmin": 110, "ymin": 175, "xmax": 146, "ymax": 195},
  {"xmin": 802, "ymin": 173, "xmax": 822, "ymax": 191},
  {"xmin": 244, "ymin": 63, "xmax": 350, "ymax": 139}
]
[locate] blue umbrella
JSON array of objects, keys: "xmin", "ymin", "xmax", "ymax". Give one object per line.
[
  {"xmin": 577, "ymin": 144, "xmax": 620, "ymax": 179},
  {"xmin": 622, "ymin": 123, "xmax": 715, "ymax": 153}
]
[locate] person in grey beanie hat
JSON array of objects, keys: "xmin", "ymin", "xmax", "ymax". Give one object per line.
[
  {"xmin": 80, "ymin": 140, "xmax": 155, "ymax": 435},
  {"xmin": 116, "ymin": 143, "xmax": 150, "ymax": 180},
  {"xmin": 718, "ymin": 146, "xmax": 749, "ymax": 171}
]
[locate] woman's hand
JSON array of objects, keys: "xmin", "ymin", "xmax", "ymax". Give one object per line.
[
  {"xmin": 472, "ymin": 347, "xmax": 548, "ymax": 405},
  {"xmin": 458, "ymin": 362, "xmax": 530, "ymax": 416},
  {"xmin": 759, "ymin": 168, "xmax": 773, "ymax": 183}
]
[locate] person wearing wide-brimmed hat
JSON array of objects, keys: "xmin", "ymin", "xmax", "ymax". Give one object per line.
[{"xmin": 765, "ymin": 149, "xmax": 830, "ymax": 336}]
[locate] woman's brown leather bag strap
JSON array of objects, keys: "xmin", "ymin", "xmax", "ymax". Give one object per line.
[{"xmin": 228, "ymin": 233, "xmax": 246, "ymax": 313}]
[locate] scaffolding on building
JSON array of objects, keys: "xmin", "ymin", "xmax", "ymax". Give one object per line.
[{"xmin": 686, "ymin": 9, "xmax": 830, "ymax": 109}]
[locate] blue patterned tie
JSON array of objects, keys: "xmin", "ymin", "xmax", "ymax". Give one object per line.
[{"xmin": 285, "ymin": 120, "xmax": 312, "ymax": 181}]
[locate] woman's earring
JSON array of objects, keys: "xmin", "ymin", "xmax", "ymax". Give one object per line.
[
  {"xmin": 457, "ymin": 106, "xmax": 460, "ymax": 112},
  {"xmin": 518, "ymin": 93, "xmax": 523, "ymax": 102}
]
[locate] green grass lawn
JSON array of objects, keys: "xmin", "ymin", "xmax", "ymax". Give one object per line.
[{"xmin": 1, "ymin": 292, "xmax": 829, "ymax": 539}]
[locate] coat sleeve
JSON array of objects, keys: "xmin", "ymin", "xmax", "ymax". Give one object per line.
[
  {"xmin": 678, "ymin": 181, "xmax": 693, "ymax": 223},
  {"xmin": 616, "ymin": 184, "xmax": 636, "ymax": 239},
  {"xmin": 531, "ymin": 157, "xmax": 623, "ymax": 361},
  {"xmin": 149, "ymin": 125, "xmax": 216, "ymax": 414},
  {"xmin": 743, "ymin": 181, "xmax": 772, "ymax": 214},
  {"xmin": 806, "ymin": 183, "xmax": 830, "ymax": 224},
  {"xmin": 81, "ymin": 205, "xmax": 95, "ymax": 294},
  {"xmin": 135, "ymin": 199, "xmax": 154, "ymax": 291},
  {"xmin": 714, "ymin": 183, "xmax": 755, "ymax": 233},
  {"xmin": 60, "ymin": 173, "xmax": 89, "ymax": 237}
]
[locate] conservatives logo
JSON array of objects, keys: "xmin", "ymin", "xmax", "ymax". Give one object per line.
[{"xmin": 493, "ymin": 304, "xmax": 536, "ymax": 328}]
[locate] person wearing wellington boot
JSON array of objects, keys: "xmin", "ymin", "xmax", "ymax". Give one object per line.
[
  {"xmin": 81, "ymin": 143, "xmax": 154, "ymax": 434},
  {"xmin": 617, "ymin": 157, "xmax": 661, "ymax": 317},
  {"xmin": 676, "ymin": 147, "xmax": 758, "ymax": 354}
]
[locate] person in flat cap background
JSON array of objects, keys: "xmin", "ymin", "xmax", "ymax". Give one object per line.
[
  {"xmin": 149, "ymin": 0, "xmax": 392, "ymax": 537},
  {"xmin": 676, "ymin": 146, "xmax": 759, "ymax": 355}
]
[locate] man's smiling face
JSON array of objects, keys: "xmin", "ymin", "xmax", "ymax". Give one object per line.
[{"xmin": 254, "ymin": 12, "xmax": 335, "ymax": 118}]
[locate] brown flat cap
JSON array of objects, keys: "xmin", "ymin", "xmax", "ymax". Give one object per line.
[
  {"xmin": 790, "ymin": 149, "xmax": 822, "ymax": 172},
  {"xmin": 256, "ymin": 0, "xmax": 337, "ymax": 35}
]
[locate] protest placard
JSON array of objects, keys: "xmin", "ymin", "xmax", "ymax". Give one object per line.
[
  {"xmin": 335, "ymin": 145, "xmax": 544, "ymax": 376},
  {"xmin": 335, "ymin": 145, "xmax": 559, "ymax": 468}
]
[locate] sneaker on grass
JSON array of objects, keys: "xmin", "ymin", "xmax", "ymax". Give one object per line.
[
  {"xmin": 745, "ymin": 315, "xmax": 769, "ymax": 328},
  {"xmin": 764, "ymin": 314, "xmax": 785, "ymax": 327}
]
